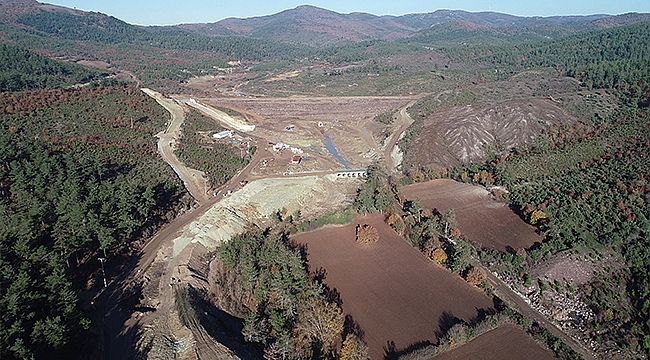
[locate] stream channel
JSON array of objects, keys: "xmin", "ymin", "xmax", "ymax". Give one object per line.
[{"xmin": 324, "ymin": 137, "xmax": 349, "ymax": 169}]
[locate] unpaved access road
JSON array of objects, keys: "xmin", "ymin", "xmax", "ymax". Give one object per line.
[
  {"xmin": 480, "ymin": 264, "xmax": 598, "ymax": 360},
  {"xmin": 142, "ymin": 88, "xmax": 210, "ymax": 203},
  {"xmin": 383, "ymin": 99, "xmax": 417, "ymax": 172}
]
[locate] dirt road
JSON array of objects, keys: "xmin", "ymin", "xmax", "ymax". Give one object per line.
[
  {"xmin": 184, "ymin": 99, "xmax": 255, "ymax": 132},
  {"xmin": 383, "ymin": 100, "xmax": 417, "ymax": 172},
  {"xmin": 481, "ymin": 265, "xmax": 597, "ymax": 360},
  {"xmin": 142, "ymin": 88, "xmax": 210, "ymax": 203}
]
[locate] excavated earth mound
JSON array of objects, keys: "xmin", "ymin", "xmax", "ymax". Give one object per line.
[{"xmin": 413, "ymin": 98, "xmax": 576, "ymax": 169}]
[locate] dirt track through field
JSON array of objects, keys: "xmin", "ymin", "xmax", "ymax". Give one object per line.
[{"xmin": 292, "ymin": 214, "xmax": 494, "ymax": 360}]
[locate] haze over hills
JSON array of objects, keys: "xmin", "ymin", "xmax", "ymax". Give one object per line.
[{"xmin": 176, "ymin": 4, "xmax": 649, "ymax": 45}]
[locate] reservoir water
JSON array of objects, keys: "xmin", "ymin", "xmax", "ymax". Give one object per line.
[{"xmin": 324, "ymin": 137, "xmax": 349, "ymax": 169}]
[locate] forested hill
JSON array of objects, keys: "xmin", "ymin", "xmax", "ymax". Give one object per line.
[
  {"xmin": 12, "ymin": 10, "xmax": 306, "ymax": 61},
  {"xmin": 178, "ymin": 5, "xmax": 650, "ymax": 46},
  {"xmin": 0, "ymin": 84, "xmax": 188, "ymax": 359},
  {"xmin": 0, "ymin": 41, "xmax": 189, "ymax": 358},
  {"xmin": 0, "ymin": 42, "xmax": 103, "ymax": 91},
  {"xmin": 443, "ymin": 21, "xmax": 650, "ymax": 100}
]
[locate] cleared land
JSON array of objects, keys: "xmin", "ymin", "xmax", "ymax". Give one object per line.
[
  {"xmin": 142, "ymin": 88, "xmax": 210, "ymax": 203},
  {"xmin": 400, "ymin": 179, "xmax": 542, "ymax": 252},
  {"xmin": 292, "ymin": 213, "xmax": 494, "ymax": 360},
  {"xmin": 433, "ymin": 324, "xmax": 555, "ymax": 360},
  {"xmin": 193, "ymin": 96, "xmax": 419, "ymax": 170},
  {"xmin": 411, "ymin": 98, "xmax": 576, "ymax": 169}
]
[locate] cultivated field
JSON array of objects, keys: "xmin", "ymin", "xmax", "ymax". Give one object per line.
[
  {"xmin": 399, "ymin": 179, "xmax": 542, "ymax": 252},
  {"xmin": 433, "ymin": 324, "xmax": 555, "ymax": 360},
  {"xmin": 292, "ymin": 213, "xmax": 494, "ymax": 359}
]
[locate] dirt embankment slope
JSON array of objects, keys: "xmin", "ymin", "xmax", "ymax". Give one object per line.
[
  {"xmin": 184, "ymin": 99, "xmax": 255, "ymax": 132},
  {"xmin": 411, "ymin": 98, "xmax": 576, "ymax": 170},
  {"xmin": 129, "ymin": 174, "xmax": 360, "ymax": 359},
  {"xmin": 384, "ymin": 99, "xmax": 417, "ymax": 172}
]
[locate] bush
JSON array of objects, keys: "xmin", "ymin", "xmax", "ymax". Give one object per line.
[
  {"xmin": 465, "ymin": 266, "xmax": 487, "ymax": 286},
  {"xmin": 356, "ymin": 224, "xmax": 379, "ymax": 243}
]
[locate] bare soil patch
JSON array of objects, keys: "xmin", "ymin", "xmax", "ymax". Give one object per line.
[
  {"xmin": 193, "ymin": 96, "xmax": 418, "ymax": 171},
  {"xmin": 433, "ymin": 324, "xmax": 555, "ymax": 360},
  {"xmin": 292, "ymin": 213, "xmax": 494, "ymax": 360},
  {"xmin": 412, "ymin": 98, "xmax": 576, "ymax": 169},
  {"xmin": 400, "ymin": 179, "xmax": 542, "ymax": 252}
]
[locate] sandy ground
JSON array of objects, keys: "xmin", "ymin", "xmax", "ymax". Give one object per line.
[
  {"xmin": 171, "ymin": 174, "xmax": 356, "ymax": 255},
  {"xmin": 184, "ymin": 99, "xmax": 255, "ymax": 132},
  {"xmin": 129, "ymin": 174, "xmax": 360, "ymax": 359}
]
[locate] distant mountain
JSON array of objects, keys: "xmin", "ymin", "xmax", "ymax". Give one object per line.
[
  {"xmin": 1, "ymin": 0, "xmax": 648, "ymax": 54},
  {"xmin": 0, "ymin": 0, "xmax": 80, "ymax": 24},
  {"xmin": 177, "ymin": 5, "xmax": 650, "ymax": 46},
  {"xmin": 177, "ymin": 5, "xmax": 415, "ymax": 45}
]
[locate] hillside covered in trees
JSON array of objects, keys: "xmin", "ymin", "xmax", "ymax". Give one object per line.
[
  {"xmin": 415, "ymin": 23, "xmax": 650, "ymax": 356},
  {"xmin": 1, "ymin": 1, "xmax": 650, "ymax": 358},
  {"xmin": 0, "ymin": 42, "xmax": 103, "ymax": 91},
  {"xmin": 0, "ymin": 48, "xmax": 187, "ymax": 358}
]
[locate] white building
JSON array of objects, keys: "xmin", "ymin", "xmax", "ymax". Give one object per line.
[{"xmin": 213, "ymin": 130, "xmax": 234, "ymax": 139}]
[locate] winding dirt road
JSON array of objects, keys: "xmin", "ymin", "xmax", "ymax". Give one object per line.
[
  {"xmin": 97, "ymin": 90, "xmax": 594, "ymax": 360},
  {"xmin": 142, "ymin": 88, "xmax": 210, "ymax": 203},
  {"xmin": 383, "ymin": 100, "xmax": 417, "ymax": 172}
]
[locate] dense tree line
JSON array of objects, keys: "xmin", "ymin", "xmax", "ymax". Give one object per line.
[
  {"xmin": 0, "ymin": 42, "xmax": 102, "ymax": 91},
  {"xmin": 405, "ymin": 22, "xmax": 550, "ymax": 47},
  {"xmin": 442, "ymin": 21, "xmax": 650, "ymax": 98},
  {"xmin": 16, "ymin": 11, "xmax": 309, "ymax": 62},
  {"xmin": 212, "ymin": 229, "xmax": 346, "ymax": 359},
  {"xmin": 353, "ymin": 164, "xmax": 393, "ymax": 214},
  {"xmin": 0, "ymin": 85, "xmax": 184, "ymax": 359}
]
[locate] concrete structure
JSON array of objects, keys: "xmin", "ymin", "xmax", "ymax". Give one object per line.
[
  {"xmin": 213, "ymin": 130, "xmax": 234, "ymax": 139},
  {"xmin": 335, "ymin": 169, "xmax": 368, "ymax": 178}
]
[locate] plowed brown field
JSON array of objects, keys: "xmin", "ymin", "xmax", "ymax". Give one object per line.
[
  {"xmin": 400, "ymin": 179, "xmax": 542, "ymax": 252},
  {"xmin": 292, "ymin": 214, "xmax": 494, "ymax": 360},
  {"xmin": 433, "ymin": 324, "xmax": 555, "ymax": 360}
]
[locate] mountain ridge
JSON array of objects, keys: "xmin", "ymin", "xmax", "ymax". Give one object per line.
[{"xmin": 175, "ymin": 5, "xmax": 649, "ymax": 45}]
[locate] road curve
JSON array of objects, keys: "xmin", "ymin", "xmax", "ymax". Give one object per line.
[
  {"xmin": 383, "ymin": 99, "xmax": 418, "ymax": 173},
  {"xmin": 142, "ymin": 88, "xmax": 210, "ymax": 203}
]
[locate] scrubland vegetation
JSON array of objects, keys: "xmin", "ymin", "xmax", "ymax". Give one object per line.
[{"xmin": 1, "ymin": 3, "xmax": 650, "ymax": 359}]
